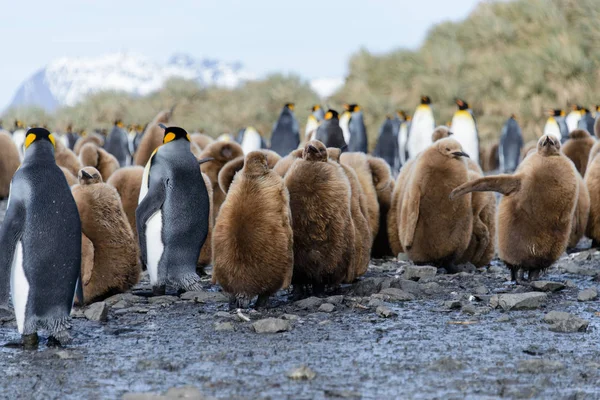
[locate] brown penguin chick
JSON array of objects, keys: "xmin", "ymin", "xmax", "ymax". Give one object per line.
[
  {"xmin": 431, "ymin": 125, "xmax": 452, "ymax": 142},
  {"xmin": 273, "ymin": 148, "xmax": 303, "ymax": 177},
  {"xmin": 367, "ymin": 156, "xmax": 396, "ymax": 258},
  {"xmin": 106, "ymin": 166, "xmax": 144, "ymax": 241},
  {"xmin": 72, "ymin": 167, "xmax": 140, "ymax": 303},
  {"xmin": 400, "ymin": 138, "xmax": 472, "ymax": 270},
  {"xmin": 199, "ymin": 141, "xmax": 244, "ymax": 222},
  {"xmin": 387, "ymin": 159, "xmax": 416, "ymax": 256},
  {"xmin": 218, "ymin": 150, "xmax": 282, "ymax": 194},
  {"xmin": 190, "ymin": 133, "xmax": 214, "ymax": 151},
  {"xmin": 0, "ymin": 131, "xmax": 20, "ymax": 199},
  {"xmin": 520, "ymin": 140, "xmax": 537, "ymax": 162},
  {"xmin": 457, "ymin": 170, "xmax": 496, "ymax": 267},
  {"xmin": 329, "ymin": 149, "xmax": 371, "ymax": 282},
  {"xmin": 284, "ymin": 140, "xmax": 355, "ymax": 294},
  {"xmin": 569, "ymin": 174, "xmax": 589, "ymax": 249},
  {"xmin": 134, "ymin": 109, "xmax": 172, "ymax": 166},
  {"xmin": 54, "ymin": 138, "xmax": 82, "ymax": 177},
  {"xmin": 431, "ymin": 126, "xmax": 482, "ymax": 174},
  {"xmin": 60, "ymin": 167, "xmax": 78, "ymax": 187},
  {"xmin": 197, "ymin": 172, "xmax": 213, "ymax": 275},
  {"xmin": 451, "ymin": 135, "xmax": 578, "ymax": 281},
  {"xmin": 212, "ymin": 151, "xmax": 293, "ymax": 308},
  {"xmin": 79, "ymin": 142, "xmax": 120, "ymax": 181},
  {"xmin": 483, "ymin": 142, "xmax": 500, "ymax": 172},
  {"xmin": 562, "ymin": 129, "xmax": 595, "ymax": 176},
  {"xmin": 584, "ymin": 147, "xmax": 600, "ymax": 246},
  {"xmin": 73, "ymin": 133, "xmax": 104, "ymax": 155},
  {"xmin": 339, "ymin": 152, "xmax": 380, "ymax": 239}
]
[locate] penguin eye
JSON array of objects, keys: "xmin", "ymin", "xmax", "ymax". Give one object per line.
[{"xmin": 445, "ymin": 148, "xmax": 450, "ymax": 151}]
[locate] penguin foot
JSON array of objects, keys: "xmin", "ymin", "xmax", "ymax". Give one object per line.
[
  {"xmin": 22, "ymin": 333, "xmax": 39, "ymax": 350},
  {"xmin": 254, "ymin": 293, "xmax": 270, "ymax": 310},
  {"xmin": 228, "ymin": 294, "xmax": 251, "ymax": 310},
  {"xmin": 527, "ymin": 269, "xmax": 541, "ymax": 282},
  {"xmin": 49, "ymin": 330, "xmax": 72, "ymax": 346},
  {"xmin": 290, "ymin": 285, "xmax": 306, "ymax": 301}
]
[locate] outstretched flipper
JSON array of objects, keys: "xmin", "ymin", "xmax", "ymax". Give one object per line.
[
  {"xmin": 450, "ymin": 175, "xmax": 521, "ymax": 199},
  {"xmin": 0, "ymin": 190, "xmax": 25, "ymax": 309},
  {"xmin": 400, "ymin": 184, "xmax": 420, "ymax": 249},
  {"xmin": 136, "ymin": 179, "xmax": 167, "ymax": 268}
]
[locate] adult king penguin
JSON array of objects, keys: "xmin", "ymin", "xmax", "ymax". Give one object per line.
[
  {"xmin": 543, "ymin": 109, "xmax": 568, "ymax": 143},
  {"xmin": 578, "ymin": 107, "xmax": 595, "ymax": 135},
  {"xmin": 0, "ymin": 128, "xmax": 82, "ymax": 348},
  {"xmin": 270, "ymin": 103, "xmax": 300, "ymax": 156},
  {"xmin": 137, "ymin": 125, "xmax": 211, "ymax": 294},
  {"xmin": 397, "ymin": 111, "xmax": 411, "ymax": 166},
  {"xmin": 238, "ymin": 127, "xmax": 266, "ymax": 154},
  {"xmin": 566, "ymin": 104, "xmax": 583, "ymax": 134},
  {"xmin": 341, "ymin": 104, "xmax": 368, "ymax": 153},
  {"xmin": 450, "ymin": 99, "xmax": 480, "ymax": 164},
  {"xmin": 373, "ymin": 116, "xmax": 400, "ymax": 171},
  {"xmin": 315, "ymin": 110, "xmax": 347, "ymax": 149},
  {"xmin": 305, "ymin": 105, "xmax": 325, "ymax": 142},
  {"xmin": 104, "ymin": 119, "xmax": 130, "ymax": 167},
  {"xmin": 499, "ymin": 115, "xmax": 523, "ymax": 173},
  {"xmin": 407, "ymin": 96, "xmax": 435, "ymax": 160}
]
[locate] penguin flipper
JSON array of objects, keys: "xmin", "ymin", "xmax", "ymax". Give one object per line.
[
  {"xmin": 136, "ymin": 179, "xmax": 167, "ymax": 268},
  {"xmin": 0, "ymin": 195, "xmax": 25, "ymax": 309},
  {"xmin": 400, "ymin": 185, "xmax": 420, "ymax": 249},
  {"xmin": 450, "ymin": 175, "xmax": 521, "ymax": 199}
]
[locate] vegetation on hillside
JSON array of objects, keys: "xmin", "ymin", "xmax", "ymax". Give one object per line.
[{"xmin": 3, "ymin": 0, "xmax": 600, "ymax": 148}]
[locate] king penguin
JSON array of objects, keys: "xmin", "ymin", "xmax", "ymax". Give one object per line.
[
  {"xmin": 238, "ymin": 127, "xmax": 266, "ymax": 154},
  {"xmin": 342, "ymin": 104, "xmax": 368, "ymax": 153},
  {"xmin": 270, "ymin": 103, "xmax": 300, "ymax": 156},
  {"xmin": 305, "ymin": 105, "xmax": 324, "ymax": 143},
  {"xmin": 315, "ymin": 110, "xmax": 347, "ymax": 149},
  {"xmin": 0, "ymin": 128, "xmax": 82, "ymax": 347},
  {"xmin": 137, "ymin": 125, "xmax": 211, "ymax": 294},
  {"xmin": 373, "ymin": 116, "xmax": 400, "ymax": 172},
  {"xmin": 65, "ymin": 125, "xmax": 80, "ymax": 150},
  {"xmin": 407, "ymin": 96, "xmax": 435, "ymax": 160},
  {"xmin": 104, "ymin": 119, "xmax": 130, "ymax": 167},
  {"xmin": 499, "ymin": 114, "xmax": 523, "ymax": 173},
  {"xmin": 450, "ymin": 98, "xmax": 480, "ymax": 164},
  {"xmin": 543, "ymin": 109, "xmax": 569, "ymax": 143},
  {"xmin": 578, "ymin": 107, "xmax": 595, "ymax": 135},
  {"xmin": 566, "ymin": 104, "xmax": 583, "ymax": 134},
  {"xmin": 397, "ymin": 111, "xmax": 411, "ymax": 166}
]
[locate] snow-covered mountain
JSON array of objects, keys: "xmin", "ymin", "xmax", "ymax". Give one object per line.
[{"xmin": 9, "ymin": 52, "xmax": 256, "ymax": 111}]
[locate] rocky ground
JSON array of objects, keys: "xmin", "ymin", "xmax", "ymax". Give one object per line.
[{"xmin": 0, "ymin": 250, "xmax": 599, "ymax": 399}]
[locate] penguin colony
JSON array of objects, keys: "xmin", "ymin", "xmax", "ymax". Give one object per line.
[{"xmin": 0, "ymin": 97, "xmax": 599, "ymax": 347}]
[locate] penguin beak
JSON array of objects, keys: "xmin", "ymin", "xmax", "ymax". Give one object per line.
[
  {"xmin": 80, "ymin": 170, "xmax": 93, "ymax": 179},
  {"xmin": 452, "ymin": 151, "xmax": 470, "ymax": 158},
  {"xmin": 543, "ymin": 137, "xmax": 552, "ymax": 147},
  {"xmin": 158, "ymin": 123, "xmax": 167, "ymax": 130},
  {"xmin": 308, "ymin": 145, "xmax": 319, "ymax": 154}
]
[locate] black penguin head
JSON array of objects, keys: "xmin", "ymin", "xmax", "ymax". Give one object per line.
[
  {"xmin": 284, "ymin": 103, "xmax": 295, "ymax": 111},
  {"xmin": 548, "ymin": 109, "xmax": 565, "ymax": 117},
  {"xmin": 571, "ymin": 104, "xmax": 582, "ymax": 112},
  {"xmin": 78, "ymin": 167, "xmax": 103, "ymax": 185},
  {"xmin": 114, "ymin": 119, "xmax": 124, "ymax": 128},
  {"xmin": 324, "ymin": 109, "xmax": 339, "ymax": 121},
  {"xmin": 311, "ymin": 104, "xmax": 321, "ymax": 112},
  {"xmin": 455, "ymin": 98, "xmax": 469, "ymax": 110},
  {"xmin": 344, "ymin": 104, "xmax": 360, "ymax": 112},
  {"xmin": 24, "ymin": 127, "xmax": 56, "ymax": 150},
  {"xmin": 397, "ymin": 110, "xmax": 407, "ymax": 119},
  {"xmin": 420, "ymin": 96, "xmax": 432, "ymax": 105},
  {"xmin": 161, "ymin": 125, "xmax": 190, "ymax": 144}
]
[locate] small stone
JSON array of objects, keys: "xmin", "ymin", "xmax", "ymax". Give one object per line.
[
  {"xmin": 473, "ymin": 285, "xmax": 488, "ymax": 295},
  {"xmin": 318, "ymin": 303, "xmax": 335, "ymax": 313},
  {"xmin": 326, "ymin": 295, "xmax": 344, "ymax": 305},
  {"xmin": 543, "ymin": 311, "xmax": 574, "ymax": 324},
  {"xmin": 165, "ymin": 386, "xmax": 213, "ymax": 399},
  {"xmin": 105, "ymin": 293, "xmax": 145, "ymax": 306},
  {"xmin": 577, "ymin": 287, "xmax": 598, "ymax": 302},
  {"xmin": 293, "ymin": 296, "xmax": 324, "ymax": 310},
  {"xmin": 548, "ymin": 316, "xmax": 589, "ymax": 333},
  {"xmin": 461, "ymin": 304, "xmax": 477, "ymax": 315},
  {"xmin": 530, "ymin": 281, "xmax": 565, "ymax": 293},
  {"xmin": 214, "ymin": 311, "xmax": 231, "ymax": 319},
  {"xmin": 252, "ymin": 318, "xmax": 291, "ymax": 333},
  {"xmin": 180, "ymin": 291, "xmax": 228, "ymax": 303},
  {"xmin": 444, "ymin": 300, "xmax": 462, "ymax": 310},
  {"xmin": 282, "ymin": 314, "xmax": 300, "ymax": 321},
  {"xmin": 390, "ymin": 279, "xmax": 421, "ymax": 295},
  {"xmin": 572, "ymin": 251, "xmax": 592, "ymax": 262},
  {"xmin": 488, "ymin": 265, "xmax": 504, "ymax": 274},
  {"xmin": 490, "ymin": 293, "xmax": 547, "ymax": 311},
  {"xmin": 111, "ymin": 300, "xmax": 129, "ymax": 310},
  {"xmin": 378, "ymin": 287, "xmax": 415, "ymax": 301},
  {"xmin": 54, "ymin": 350, "xmax": 83, "ymax": 360},
  {"xmin": 429, "ymin": 357, "xmax": 465, "ymax": 372},
  {"xmin": 148, "ymin": 296, "xmax": 178, "ymax": 305},
  {"xmin": 367, "ymin": 298, "xmax": 385, "ymax": 308},
  {"xmin": 396, "ymin": 252, "xmax": 411, "ymax": 261},
  {"xmin": 286, "ymin": 365, "xmax": 316, "ymax": 380},
  {"xmin": 404, "ymin": 265, "xmax": 437, "ymax": 281},
  {"xmin": 496, "ymin": 315, "xmax": 511, "ymax": 323},
  {"xmin": 70, "ymin": 308, "xmax": 85, "ymax": 319},
  {"xmin": 518, "ymin": 359, "xmax": 565, "ymax": 373},
  {"xmin": 214, "ymin": 322, "xmax": 235, "ymax": 332},
  {"xmin": 559, "ymin": 262, "xmax": 598, "ymax": 277},
  {"xmin": 376, "ymin": 306, "xmax": 397, "ymax": 318},
  {"xmin": 122, "ymin": 393, "xmax": 164, "ymax": 400},
  {"xmin": 350, "ymin": 278, "xmax": 386, "ymax": 296},
  {"xmin": 318, "ymin": 320, "xmax": 331, "ymax": 326},
  {"xmin": 84, "ymin": 302, "xmax": 108, "ymax": 322}
]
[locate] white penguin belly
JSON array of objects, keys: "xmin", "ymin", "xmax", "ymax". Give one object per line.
[
  {"xmin": 145, "ymin": 210, "xmax": 164, "ymax": 285},
  {"xmin": 543, "ymin": 120, "xmax": 562, "ymax": 142},
  {"xmin": 398, "ymin": 123, "xmax": 408, "ymax": 164},
  {"xmin": 451, "ymin": 114, "xmax": 479, "ymax": 163},
  {"xmin": 340, "ymin": 113, "xmax": 351, "ymax": 144},
  {"xmin": 10, "ymin": 242, "xmax": 28, "ymax": 334},
  {"xmin": 241, "ymin": 130, "xmax": 262, "ymax": 154},
  {"xmin": 407, "ymin": 108, "xmax": 434, "ymax": 159},
  {"xmin": 566, "ymin": 112, "xmax": 581, "ymax": 133}
]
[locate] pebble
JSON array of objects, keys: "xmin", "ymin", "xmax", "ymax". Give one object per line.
[
  {"xmin": 490, "ymin": 292, "xmax": 547, "ymax": 311},
  {"xmin": 377, "ymin": 287, "xmax": 415, "ymax": 301},
  {"xmin": 214, "ymin": 311, "xmax": 231, "ymax": 319},
  {"xmin": 84, "ymin": 302, "xmax": 108, "ymax": 322},
  {"xmin": 543, "ymin": 311, "xmax": 589, "ymax": 333},
  {"xmin": 214, "ymin": 322, "xmax": 235, "ymax": 332},
  {"xmin": 396, "ymin": 252, "xmax": 411, "ymax": 261},
  {"xmin": 351, "ymin": 278, "xmax": 387, "ymax": 296},
  {"xmin": 404, "ymin": 265, "xmax": 437, "ymax": 281},
  {"xmin": 318, "ymin": 303, "xmax": 335, "ymax": 313},
  {"xmin": 326, "ymin": 295, "xmax": 344, "ymax": 305},
  {"xmin": 473, "ymin": 285, "xmax": 488, "ymax": 295},
  {"xmin": 294, "ymin": 296, "xmax": 324, "ymax": 310},
  {"xmin": 444, "ymin": 300, "xmax": 462, "ymax": 310},
  {"xmin": 286, "ymin": 365, "xmax": 316, "ymax": 380},
  {"xmin": 496, "ymin": 315, "xmax": 511, "ymax": 323},
  {"xmin": 559, "ymin": 262, "xmax": 598, "ymax": 277},
  {"xmin": 577, "ymin": 287, "xmax": 598, "ymax": 302},
  {"xmin": 252, "ymin": 318, "xmax": 291, "ymax": 333},
  {"xmin": 282, "ymin": 314, "xmax": 300, "ymax": 321},
  {"xmin": 70, "ymin": 308, "xmax": 85, "ymax": 319},
  {"xmin": 123, "ymin": 386, "xmax": 214, "ymax": 400},
  {"xmin": 104, "ymin": 293, "xmax": 146, "ymax": 306},
  {"xmin": 367, "ymin": 298, "xmax": 385, "ymax": 308},
  {"xmin": 180, "ymin": 291, "xmax": 228, "ymax": 303},
  {"xmin": 530, "ymin": 281, "xmax": 565, "ymax": 293},
  {"xmin": 517, "ymin": 359, "xmax": 565, "ymax": 373},
  {"xmin": 376, "ymin": 306, "xmax": 397, "ymax": 318},
  {"xmin": 111, "ymin": 300, "xmax": 130, "ymax": 310},
  {"xmin": 148, "ymin": 296, "xmax": 178, "ymax": 305}
]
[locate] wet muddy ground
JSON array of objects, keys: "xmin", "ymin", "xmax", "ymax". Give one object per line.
[{"xmin": 0, "ymin": 199, "xmax": 600, "ymax": 399}]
